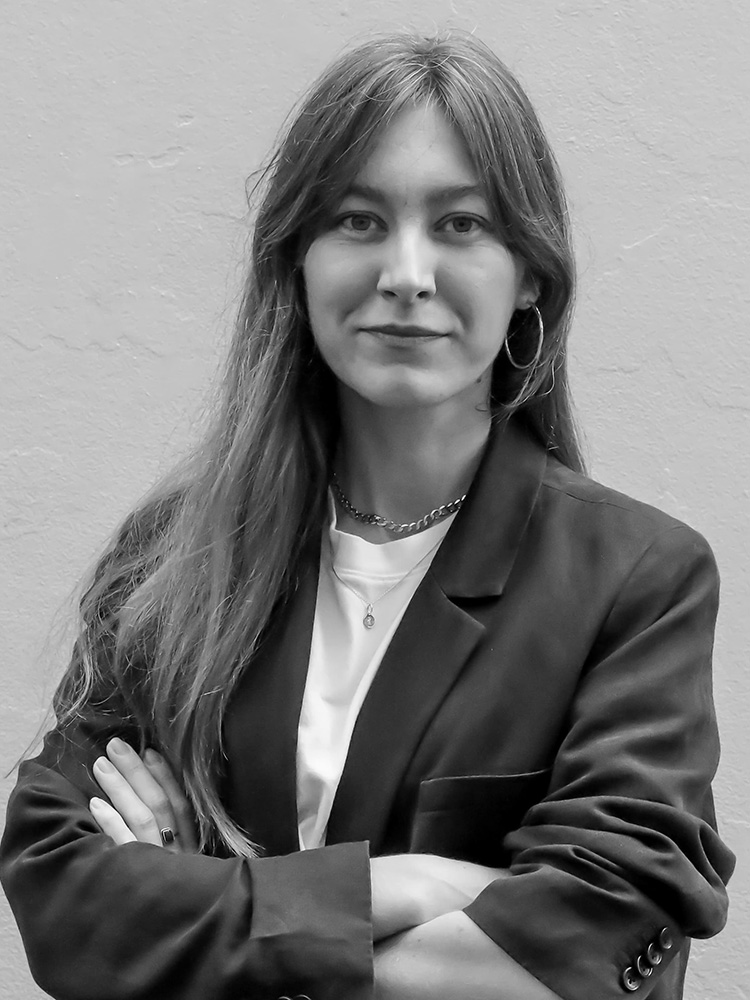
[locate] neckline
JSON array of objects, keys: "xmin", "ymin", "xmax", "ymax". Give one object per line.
[{"xmin": 326, "ymin": 490, "xmax": 456, "ymax": 578}]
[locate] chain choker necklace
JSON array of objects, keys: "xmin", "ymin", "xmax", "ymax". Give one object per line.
[{"xmin": 331, "ymin": 473, "xmax": 466, "ymax": 536}]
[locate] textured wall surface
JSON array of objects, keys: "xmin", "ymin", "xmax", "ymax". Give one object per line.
[{"xmin": 1, "ymin": 1, "xmax": 748, "ymax": 996}]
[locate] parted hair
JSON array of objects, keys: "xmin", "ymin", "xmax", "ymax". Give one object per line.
[{"xmin": 54, "ymin": 29, "xmax": 583, "ymax": 856}]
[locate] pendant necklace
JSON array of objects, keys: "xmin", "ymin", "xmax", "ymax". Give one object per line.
[{"xmin": 329, "ymin": 536, "xmax": 445, "ymax": 630}]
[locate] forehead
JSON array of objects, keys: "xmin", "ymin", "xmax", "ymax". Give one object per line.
[{"xmin": 349, "ymin": 103, "xmax": 481, "ymax": 200}]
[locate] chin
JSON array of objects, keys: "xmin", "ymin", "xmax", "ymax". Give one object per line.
[
  {"xmin": 337, "ymin": 364, "xmax": 488, "ymax": 414},
  {"xmin": 353, "ymin": 377, "xmax": 459, "ymax": 411}
]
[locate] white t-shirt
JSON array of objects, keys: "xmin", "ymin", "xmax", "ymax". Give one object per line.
[{"xmin": 296, "ymin": 500, "xmax": 456, "ymax": 850}]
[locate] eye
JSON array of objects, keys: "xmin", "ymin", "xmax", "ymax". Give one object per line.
[
  {"xmin": 440, "ymin": 215, "xmax": 486, "ymax": 235},
  {"xmin": 336, "ymin": 212, "xmax": 379, "ymax": 234}
]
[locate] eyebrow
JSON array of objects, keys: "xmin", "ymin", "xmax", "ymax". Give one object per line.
[{"xmin": 341, "ymin": 182, "xmax": 487, "ymax": 206}]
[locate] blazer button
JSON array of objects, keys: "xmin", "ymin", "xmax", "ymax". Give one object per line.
[
  {"xmin": 622, "ymin": 967, "xmax": 642, "ymax": 992},
  {"xmin": 658, "ymin": 927, "xmax": 674, "ymax": 951},
  {"xmin": 636, "ymin": 954, "xmax": 654, "ymax": 977},
  {"xmin": 647, "ymin": 941, "xmax": 663, "ymax": 965}
]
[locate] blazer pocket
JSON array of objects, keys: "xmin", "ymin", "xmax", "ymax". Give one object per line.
[{"xmin": 409, "ymin": 768, "xmax": 552, "ymax": 866}]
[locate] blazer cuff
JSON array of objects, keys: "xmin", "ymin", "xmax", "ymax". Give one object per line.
[
  {"xmin": 247, "ymin": 840, "xmax": 374, "ymax": 999},
  {"xmin": 463, "ymin": 872, "xmax": 685, "ymax": 1000}
]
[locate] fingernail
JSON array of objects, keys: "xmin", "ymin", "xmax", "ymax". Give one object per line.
[
  {"xmin": 90, "ymin": 797, "xmax": 106, "ymax": 810},
  {"xmin": 94, "ymin": 756, "xmax": 114, "ymax": 772},
  {"xmin": 144, "ymin": 749, "xmax": 162, "ymax": 764},
  {"xmin": 109, "ymin": 738, "xmax": 128, "ymax": 755}
]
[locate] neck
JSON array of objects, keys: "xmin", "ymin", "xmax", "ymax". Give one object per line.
[{"xmin": 335, "ymin": 392, "xmax": 492, "ymax": 542}]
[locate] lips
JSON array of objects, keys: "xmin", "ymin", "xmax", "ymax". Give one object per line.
[{"xmin": 363, "ymin": 324, "xmax": 447, "ymax": 338}]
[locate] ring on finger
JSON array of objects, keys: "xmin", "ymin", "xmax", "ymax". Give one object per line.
[{"xmin": 160, "ymin": 827, "xmax": 178, "ymax": 846}]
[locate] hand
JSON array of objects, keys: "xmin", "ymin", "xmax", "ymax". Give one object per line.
[
  {"xmin": 370, "ymin": 854, "xmax": 509, "ymax": 941},
  {"xmin": 89, "ymin": 737, "xmax": 199, "ymax": 853}
]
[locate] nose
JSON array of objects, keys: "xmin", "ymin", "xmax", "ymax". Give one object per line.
[{"xmin": 376, "ymin": 229, "xmax": 437, "ymax": 303}]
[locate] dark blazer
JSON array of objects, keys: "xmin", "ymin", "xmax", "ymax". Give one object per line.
[{"xmin": 1, "ymin": 419, "xmax": 735, "ymax": 1000}]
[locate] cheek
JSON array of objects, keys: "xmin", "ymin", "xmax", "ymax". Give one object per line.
[
  {"xmin": 302, "ymin": 248, "xmax": 361, "ymax": 377},
  {"xmin": 447, "ymin": 255, "xmax": 522, "ymax": 346},
  {"xmin": 301, "ymin": 245, "xmax": 327, "ymax": 320},
  {"xmin": 303, "ymin": 243, "xmax": 371, "ymax": 325}
]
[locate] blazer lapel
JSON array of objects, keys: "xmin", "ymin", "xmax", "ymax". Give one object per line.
[
  {"xmin": 325, "ymin": 574, "xmax": 484, "ymax": 850},
  {"xmin": 431, "ymin": 415, "xmax": 548, "ymax": 599},
  {"xmin": 222, "ymin": 545, "xmax": 320, "ymax": 856},
  {"xmin": 326, "ymin": 417, "xmax": 548, "ymax": 851}
]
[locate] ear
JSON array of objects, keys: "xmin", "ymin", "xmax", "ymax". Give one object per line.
[{"xmin": 514, "ymin": 266, "xmax": 540, "ymax": 311}]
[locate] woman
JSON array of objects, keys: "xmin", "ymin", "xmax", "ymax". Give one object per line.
[{"xmin": 0, "ymin": 30, "xmax": 734, "ymax": 1000}]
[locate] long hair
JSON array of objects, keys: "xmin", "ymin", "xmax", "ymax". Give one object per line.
[{"xmin": 54, "ymin": 29, "xmax": 583, "ymax": 857}]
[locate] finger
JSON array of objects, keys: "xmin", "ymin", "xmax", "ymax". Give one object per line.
[
  {"xmin": 92, "ymin": 755, "xmax": 164, "ymax": 847},
  {"xmin": 105, "ymin": 738, "xmax": 179, "ymax": 845},
  {"xmin": 143, "ymin": 749, "xmax": 199, "ymax": 852},
  {"xmin": 89, "ymin": 796, "xmax": 138, "ymax": 845}
]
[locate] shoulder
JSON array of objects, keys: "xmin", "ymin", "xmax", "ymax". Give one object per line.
[
  {"xmin": 542, "ymin": 457, "xmax": 679, "ymax": 526},
  {"xmin": 522, "ymin": 455, "xmax": 721, "ymax": 670},
  {"xmin": 87, "ymin": 488, "xmax": 185, "ymax": 599},
  {"xmin": 536, "ymin": 455, "xmax": 718, "ymax": 583}
]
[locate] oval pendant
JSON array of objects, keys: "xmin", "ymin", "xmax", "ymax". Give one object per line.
[{"xmin": 363, "ymin": 612, "xmax": 375, "ymax": 629}]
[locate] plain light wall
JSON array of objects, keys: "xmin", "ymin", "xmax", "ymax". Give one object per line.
[{"xmin": 1, "ymin": 1, "xmax": 748, "ymax": 996}]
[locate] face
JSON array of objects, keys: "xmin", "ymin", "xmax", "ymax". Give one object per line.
[{"xmin": 302, "ymin": 103, "xmax": 535, "ymax": 417}]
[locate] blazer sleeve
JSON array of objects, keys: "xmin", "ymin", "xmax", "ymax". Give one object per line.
[
  {"xmin": 463, "ymin": 523, "xmax": 735, "ymax": 1000},
  {"xmin": 0, "ymin": 689, "xmax": 374, "ymax": 1000}
]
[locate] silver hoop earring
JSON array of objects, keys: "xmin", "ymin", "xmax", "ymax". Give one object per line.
[{"xmin": 504, "ymin": 304, "xmax": 544, "ymax": 371}]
